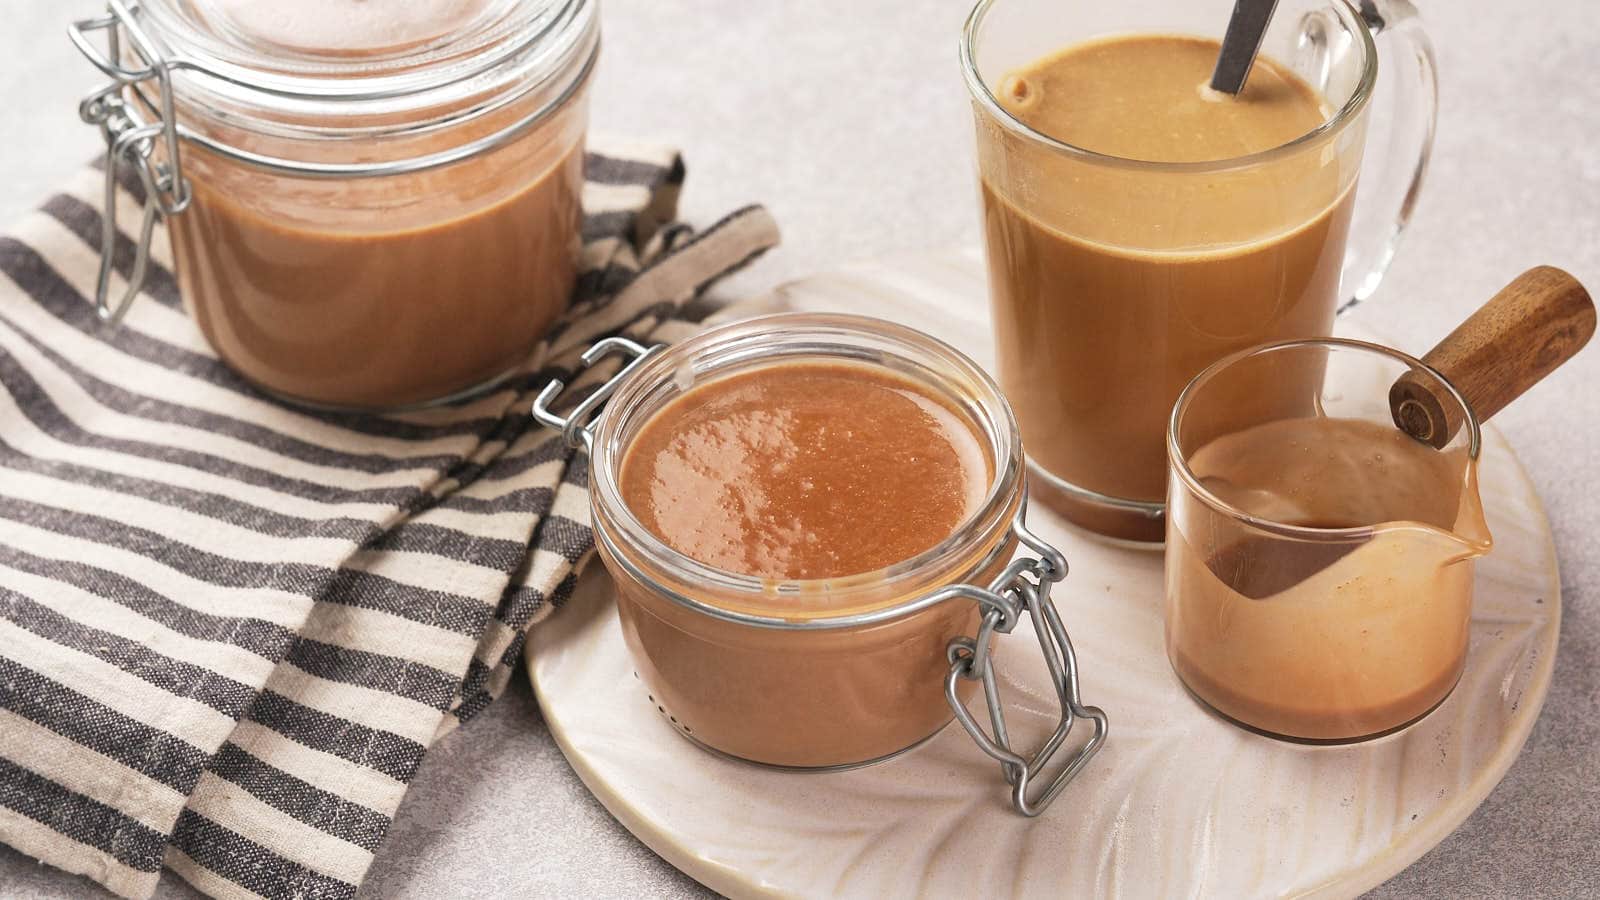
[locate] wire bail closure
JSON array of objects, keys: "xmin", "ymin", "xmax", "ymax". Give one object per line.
[
  {"xmin": 69, "ymin": 0, "xmax": 191, "ymax": 325},
  {"xmin": 535, "ymin": 338, "xmax": 1108, "ymax": 817},
  {"xmin": 532, "ymin": 336, "xmax": 665, "ymax": 452},
  {"xmin": 939, "ymin": 506, "xmax": 1108, "ymax": 816}
]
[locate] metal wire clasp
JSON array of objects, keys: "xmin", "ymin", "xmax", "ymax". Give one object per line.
[
  {"xmin": 939, "ymin": 502, "xmax": 1108, "ymax": 816},
  {"xmin": 531, "ymin": 337, "xmax": 664, "ymax": 451},
  {"xmin": 69, "ymin": 0, "xmax": 192, "ymax": 324}
]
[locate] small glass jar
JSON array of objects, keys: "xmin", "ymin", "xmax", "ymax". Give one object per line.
[
  {"xmin": 534, "ymin": 313, "xmax": 1108, "ymax": 816},
  {"xmin": 70, "ymin": 0, "xmax": 598, "ymax": 409}
]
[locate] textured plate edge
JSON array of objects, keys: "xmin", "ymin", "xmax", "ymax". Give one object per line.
[{"xmin": 525, "ymin": 582, "xmax": 796, "ymax": 900}]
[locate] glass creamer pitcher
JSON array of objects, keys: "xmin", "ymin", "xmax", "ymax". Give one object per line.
[
  {"xmin": 1162, "ymin": 265, "xmax": 1594, "ymax": 742},
  {"xmin": 1164, "ymin": 339, "xmax": 1491, "ymax": 742},
  {"xmin": 964, "ymin": 0, "xmax": 1438, "ymax": 541}
]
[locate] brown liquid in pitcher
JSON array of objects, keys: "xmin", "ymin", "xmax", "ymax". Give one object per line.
[
  {"xmin": 983, "ymin": 35, "xmax": 1354, "ymax": 505},
  {"xmin": 619, "ymin": 360, "xmax": 991, "ymax": 583},
  {"xmin": 1166, "ymin": 417, "xmax": 1490, "ymax": 740}
]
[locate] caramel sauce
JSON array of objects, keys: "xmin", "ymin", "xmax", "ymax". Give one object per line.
[
  {"xmin": 619, "ymin": 360, "xmax": 992, "ymax": 582},
  {"xmin": 608, "ymin": 358, "xmax": 1002, "ymax": 766}
]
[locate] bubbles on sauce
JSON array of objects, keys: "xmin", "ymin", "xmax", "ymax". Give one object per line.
[
  {"xmin": 999, "ymin": 74, "xmax": 1040, "ymax": 110},
  {"xmin": 1195, "ymin": 81, "xmax": 1233, "ymax": 105},
  {"xmin": 671, "ymin": 362, "xmax": 695, "ymax": 393}
]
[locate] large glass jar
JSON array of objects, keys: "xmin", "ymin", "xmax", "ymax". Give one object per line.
[
  {"xmin": 71, "ymin": 0, "xmax": 598, "ymax": 409},
  {"xmin": 533, "ymin": 313, "xmax": 1110, "ymax": 815}
]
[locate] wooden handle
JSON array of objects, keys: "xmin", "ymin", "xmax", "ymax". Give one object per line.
[{"xmin": 1390, "ymin": 265, "xmax": 1595, "ymax": 448}]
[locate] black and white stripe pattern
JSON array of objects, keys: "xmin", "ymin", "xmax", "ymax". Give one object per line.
[{"xmin": 0, "ymin": 137, "xmax": 780, "ymax": 900}]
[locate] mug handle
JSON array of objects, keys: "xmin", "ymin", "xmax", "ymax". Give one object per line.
[{"xmin": 1338, "ymin": 0, "xmax": 1439, "ymax": 313}]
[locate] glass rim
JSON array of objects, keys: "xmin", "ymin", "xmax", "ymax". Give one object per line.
[
  {"xmin": 959, "ymin": 0, "xmax": 1379, "ymax": 174},
  {"xmin": 138, "ymin": 0, "xmax": 595, "ymax": 138},
  {"xmin": 1166, "ymin": 337, "xmax": 1484, "ymax": 542},
  {"xmin": 588, "ymin": 312, "xmax": 1026, "ymax": 630}
]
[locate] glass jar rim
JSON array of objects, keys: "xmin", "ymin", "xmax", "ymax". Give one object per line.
[
  {"xmin": 588, "ymin": 313, "xmax": 1026, "ymax": 630},
  {"xmin": 959, "ymin": 0, "xmax": 1378, "ymax": 175},
  {"xmin": 1166, "ymin": 337, "xmax": 1484, "ymax": 542},
  {"xmin": 133, "ymin": 0, "xmax": 596, "ymax": 141}
]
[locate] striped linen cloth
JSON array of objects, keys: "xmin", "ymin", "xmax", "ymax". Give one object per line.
[{"xmin": 0, "ymin": 138, "xmax": 779, "ymax": 900}]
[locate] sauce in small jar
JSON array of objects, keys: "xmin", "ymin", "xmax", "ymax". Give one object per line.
[
  {"xmin": 605, "ymin": 359, "xmax": 999, "ymax": 766},
  {"xmin": 619, "ymin": 361, "xmax": 992, "ymax": 582}
]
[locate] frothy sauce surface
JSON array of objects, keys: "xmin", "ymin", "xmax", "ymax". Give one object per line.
[
  {"xmin": 619, "ymin": 361, "xmax": 992, "ymax": 581},
  {"xmin": 998, "ymin": 33, "xmax": 1329, "ymax": 163}
]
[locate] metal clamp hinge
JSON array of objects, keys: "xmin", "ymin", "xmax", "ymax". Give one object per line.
[
  {"xmin": 69, "ymin": 0, "xmax": 191, "ymax": 324},
  {"xmin": 942, "ymin": 502, "xmax": 1108, "ymax": 817},
  {"xmin": 531, "ymin": 336, "xmax": 664, "ymax": 452}
]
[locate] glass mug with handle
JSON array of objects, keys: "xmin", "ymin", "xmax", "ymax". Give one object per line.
[{"xmin": 963, "ymin": 0, "xmax": 1437, "ymax": 542}]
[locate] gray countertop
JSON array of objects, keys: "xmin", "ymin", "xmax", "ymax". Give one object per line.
[{"xmin": 2, "ymin": 1, "xmax": 1597, "ymax": 897}]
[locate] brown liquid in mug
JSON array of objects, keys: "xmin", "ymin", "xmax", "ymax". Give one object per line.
[
  {"xmin": 1167, "ymin": 417, "xmax": 1488, "ymax": 740},
  {"xmin": 619, "ymin": 360, "xmax": 991, "ymax": 583},
  {"xmin": 984, "ymin": 35, "xmax": 1354, "ymax": 503}
]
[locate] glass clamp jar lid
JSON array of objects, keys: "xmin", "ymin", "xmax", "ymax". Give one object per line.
[
  {"xmin": 69, "ymin": 0, "xmax": 599, "ymax": 410},
  {"xmin": 533, "ymin": 315, "xmax": 1110, "ymax": 816}
]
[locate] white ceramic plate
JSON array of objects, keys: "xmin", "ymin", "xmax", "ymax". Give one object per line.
[{"xmin": 527, "ymin": 250, "xmax": 1560, "ymax": 899}]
